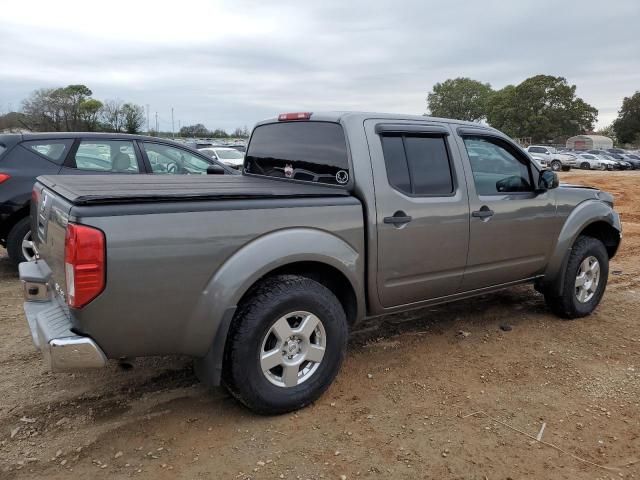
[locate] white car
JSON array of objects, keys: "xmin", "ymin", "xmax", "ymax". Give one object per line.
[
  {"xmin": 200, "ymin": 147, "xmax": 245, "ymax": 169},
  {"xmin": 526, "ymin": 145, "xmax": 574, "ymax": 171},
  {"xmin": 576, "ymin": 153, "xmax": 606, "ymax": 170}
]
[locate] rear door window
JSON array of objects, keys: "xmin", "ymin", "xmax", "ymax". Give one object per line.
[
  {"xmin": 74, "ymin": 140, "xmax": 139, "ymax": 172},
  {"xmin": 245, "ymin": 122, "xmax": 349, "ymax": 185},
  {"xmin": 22, "ymin": 139, "xmax": 73, "ymax": 164},
  {"xmin": 380, "ymin": 134, "xmax": 454, "ymax": 195}
]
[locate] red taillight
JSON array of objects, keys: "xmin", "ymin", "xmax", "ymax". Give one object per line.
[
  {"xmin": 0, "ymin": 173, "xmax": 10, "ymax": 184},
  {"xmin": 278, "ymin": 112, "xmax": 312, "ymax": 121},
  {"xmin": 64, "ymin": 223, "xmax": 105, "ymax": 308}
]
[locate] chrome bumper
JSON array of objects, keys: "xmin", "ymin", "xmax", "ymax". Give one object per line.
[{"xmin": 19, "ymin": 261, "xmax": 107, "ymax": 372}]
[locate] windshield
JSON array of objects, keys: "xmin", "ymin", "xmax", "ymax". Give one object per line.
[
  {"xmin": 215, "ymin": 149, "xmax": 244, "ymax": 160},
  {"xmin": 245, "ymin": 121, "xmax": 349, "ymax": 186}
]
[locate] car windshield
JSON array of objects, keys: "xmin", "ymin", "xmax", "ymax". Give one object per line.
[{"xmin": 215, "ymin": 149, "xmax": 244, "ymax": 160}]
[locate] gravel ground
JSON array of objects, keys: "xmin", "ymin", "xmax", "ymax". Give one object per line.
[{"xmin": 1, "ymin": 170, "xmax": 639, "ymax": 479}]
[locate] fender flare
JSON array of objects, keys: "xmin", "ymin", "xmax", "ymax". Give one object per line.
[
  {"xmin": 542, "ymin": 199, "xmax": 621, "ymax": 295},
  {"xmin": 188, "ymin": 227, "xmax": 364, "ymax": 385}
]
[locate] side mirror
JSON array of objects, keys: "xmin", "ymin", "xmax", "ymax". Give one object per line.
[
  {"xmin": 207, "ymin": 164, "xmax": 225, "ymax": 175},
  {"xmin": 537, "ymin": 169, "xmax": 559, "ymax": 192}
]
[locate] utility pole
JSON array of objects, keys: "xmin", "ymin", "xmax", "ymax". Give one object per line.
[
  {"xmin": 155, "ymin": 112, "xmax": 158, "ymax": 134},
  {"xmin": 146, "ymin": 104, "xmax": 150, "ymax": 133},
  {"xmin": 171, "ymin": 107, "xmax": 175, "ymax": 138}
]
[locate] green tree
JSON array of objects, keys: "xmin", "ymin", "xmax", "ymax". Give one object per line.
[
  {"xmin": 486, "ymin": 75, "xmax": 597, "ymax": 142},
  {"xmin": 121, "ymin": 103, "xmax": 145, "ymax": 134},
  {"xmin": 613, "ymin": 92, "xmax": 640, "ymax": 145},
  {"xmin": 179, "ymin": 123, "xmax": 210, "ymax": 137},
  {"xmin": 426, "ymin": 77, "xmax": 493, "ymax": 122},
  {"xmin": 79, "ymin": 99, "xmax": 103, "ymax": 131},
  {"xmin": 59, "ymin": 84, "xmax": 92, "ymax": 130},
  {"xmin": 211, "ymin": 128, "xmax": 229, "ymax": 138}
]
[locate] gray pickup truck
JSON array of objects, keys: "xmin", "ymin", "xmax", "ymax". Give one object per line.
[{"xmin": 20, "ymin": 112, "xmax": 621, "ymax": 414}]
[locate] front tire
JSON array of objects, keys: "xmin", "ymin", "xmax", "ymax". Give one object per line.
[
  {"xmin": 222, "ymin": 275, "xmax": 348, "ymax": 415},
  {"xmin": 550, "ymin": 160, "xmax": 562, "ymax": 172},
  {"xmin": 544, "ymin": 236, "xmax": 609, "ymax": 319},
  {"xmin": 6, "ymin": 217, "xmax": 35, "ymax": 265}
]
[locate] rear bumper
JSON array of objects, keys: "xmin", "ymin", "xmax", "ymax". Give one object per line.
[{"xmin": 19, "ymin": 261, "xmax": 107, "ymax": 371}]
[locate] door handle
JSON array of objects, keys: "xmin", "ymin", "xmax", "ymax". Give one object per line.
[
  {"xmin": 472, "ymin": 207, "xmax": 494, "ymax": 219},
  {"xmin": 384, "ymin": 211, "xmax": 412, "ymax": 226}
]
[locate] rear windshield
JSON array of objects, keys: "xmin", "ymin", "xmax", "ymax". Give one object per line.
[{"xmin": 245, "ymin": 122, "xmax": 349, "ymax": 186}]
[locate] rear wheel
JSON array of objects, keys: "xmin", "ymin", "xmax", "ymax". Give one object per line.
[
  {"xmin": 544, "ymin": 236, "xmax": 609, "ymax": 319},
  {"xmin": 222, "ymin": 275, "xmax": 348, "ymax": 414},
  {"xmin": 580, "ymin": 162, "xmax": 590, "ymax": 170},
  {"xmin": 6, "ymin": 217, "xmax": 35, "ymax": 265},
  {"xmin": 550, "ymin": 160, "xmax": 562, "ymax": 171}
]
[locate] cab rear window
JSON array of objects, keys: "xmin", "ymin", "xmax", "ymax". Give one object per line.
[{"xmin": 245, "ymin": 122, "xmax": 349, "ymax": 186}]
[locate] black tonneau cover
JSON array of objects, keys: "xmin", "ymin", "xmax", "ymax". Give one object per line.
[{"xmin": 37, "ymin": 174, "xmax": 350, "ymax": 205}]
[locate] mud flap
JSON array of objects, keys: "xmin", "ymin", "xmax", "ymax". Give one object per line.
[{"xmin": 193, "ymin": 306, "xmax": 237, "ymax": 387}]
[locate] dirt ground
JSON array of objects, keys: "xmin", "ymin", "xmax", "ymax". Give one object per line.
[{"xmin": 1, "ymin": 170, "xmax": 639, "ymax": 479}]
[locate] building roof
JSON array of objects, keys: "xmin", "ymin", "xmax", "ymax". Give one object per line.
[{"xmin": 567, "ymin": 134, "xmax": 613, "ymax": 142}]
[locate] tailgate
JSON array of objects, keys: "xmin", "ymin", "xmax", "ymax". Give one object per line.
[{"xmin": 32, "ymin": 182, "xmax": 73, "ymax": 300}]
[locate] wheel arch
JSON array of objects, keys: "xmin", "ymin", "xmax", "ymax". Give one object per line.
[
  {"xmin": 542, "ymin": 200, "xmax": 621, "ymax": 296},
  {"xmin": 0, "ymin": 203, "xmax": 30, "ymax": 243},
  {"xmin": 191, "ymin": 228, "xmax": 365, "ymax": 386}
]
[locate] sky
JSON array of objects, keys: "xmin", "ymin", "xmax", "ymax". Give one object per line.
[{"xmin": 1, "ymin": 0, "xmax": 639, "ymax": 132}]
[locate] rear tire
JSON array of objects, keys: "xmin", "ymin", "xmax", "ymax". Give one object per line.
[
  {"xmin": 6, "ymin": 217, "xmax": 34, "ymax": 265},
  {"xmin": 580, "ymin": 162, "xmax": 590, "ymax": 170},
  {"xmin": 222, "ymin": 274, "xmax": 348, "ymax": 415},
  {"xmin": 544, "ymin": 236, "xmax": 609, "ymax": 319}
]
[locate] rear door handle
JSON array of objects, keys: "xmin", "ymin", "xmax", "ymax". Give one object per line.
[
  {"xmin": 384, "ymin": 211, "xmax": 412, "ymax": 226},
  {"xmin": 472, "ymin": 207, "xmax": 494, "ymax": 219}
]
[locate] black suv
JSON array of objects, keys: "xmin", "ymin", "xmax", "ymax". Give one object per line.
[{"xmin": 0, "ymin": 132, "xmax": 234, "ymax": 264}]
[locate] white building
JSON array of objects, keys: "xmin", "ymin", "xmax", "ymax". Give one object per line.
[{"xmin": 566, "ymin": 135, "xmax": 613, "ymax": 150}]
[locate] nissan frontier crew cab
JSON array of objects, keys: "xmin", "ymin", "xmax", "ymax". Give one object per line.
[{"xmin": 20, "ymin": 112, "xmax": 622, "ymax": 415}]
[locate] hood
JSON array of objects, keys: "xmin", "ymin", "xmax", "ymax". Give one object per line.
[{"xmin": 557, "ymin": 183, "xmax": 614, "ymax": 207}]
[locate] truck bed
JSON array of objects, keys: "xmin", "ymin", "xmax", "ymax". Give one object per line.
[{"xmin": 37, "ymin": 174, "xmax": 350, "ymax": 205}]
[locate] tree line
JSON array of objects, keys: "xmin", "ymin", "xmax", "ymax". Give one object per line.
[
  {"xmin": 179, "ymin": 123, "xmax": 250, "ymax": 138},
  {"xmin": 0, "ymin": 84, "xmax": 250, "ymax": 138},
  {"xmin": 426, "ymin": 75, "xmax": 640, "ymax": 146},
  {"xmin": 15, "ymin": 84, "xmax": 146, "ymax": 133}
]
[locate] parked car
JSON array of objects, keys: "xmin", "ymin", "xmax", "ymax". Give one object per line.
[
  {"xmin": 525, "ymin": 145, "xmax": 573, "ymax": 171},
  {"xmin": 576, "ymin": 153, "xmax": 606, "ymax": 170},
  {"xmin": 600, "ymin": 154, "xmax": 631, "ymax": 170},
  {"xmin": 199, "ymin": 147, "xmax": 245, "ymax": 169},
  {"xmin": 596, "ymin": 156, "xmax": 619, "ymax": 170},
  {"xmin": 622, "ymin": 153, "xmax": 640, "ymax": 169},
  {"xmin": 606, "ymin": 148, "xmax": 627, "ymax": 155},
  {"xmin": 21, "ymin": 112, "xmax": 621, "ymax": 415},
  {"xmin": 0, "ymin": 133, "xmax": 235, "ymax": 264}
]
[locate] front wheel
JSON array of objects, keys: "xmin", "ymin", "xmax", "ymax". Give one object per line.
[
  {"xmin": 222, "ymin": 275, "xmax": 348, "ymax": 415},
  {"xmin": 6, "ymin": 217, "xmax": 36, "ymax": 265},
  {"xmin": 550, "ymin": 160, "xmax": 562, "ymax": 172},
  {"xmin": 544, "ymin": 236, "xmax": 609, "ymax": 319}
]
